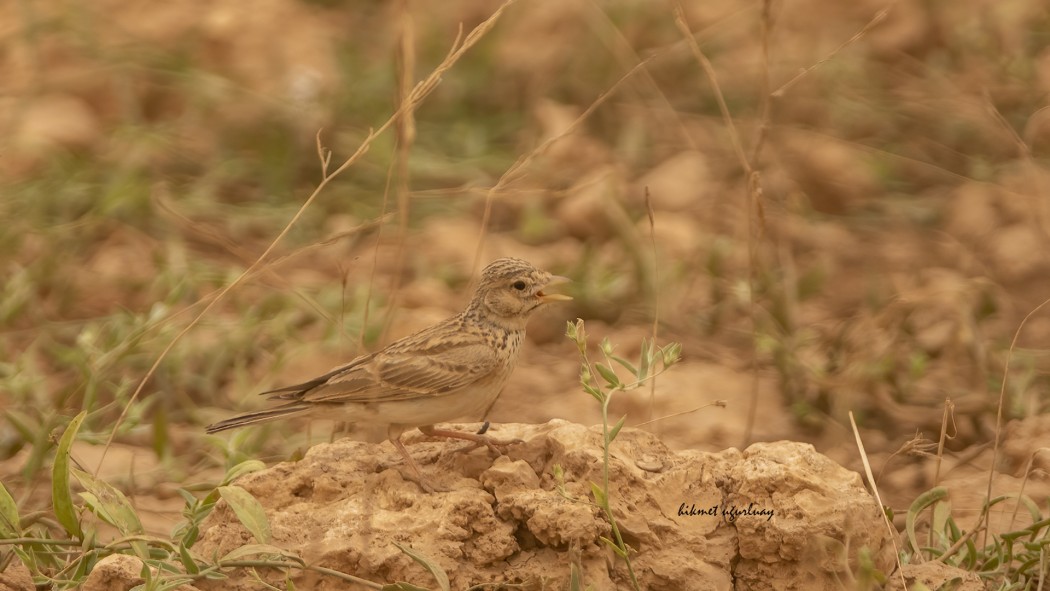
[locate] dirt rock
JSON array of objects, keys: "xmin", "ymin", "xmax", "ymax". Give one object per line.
[
  {"xmin": 80, "ymin": 553, "xmax": 202, "ymax": 591},
  {"xmin": 79, "ymin": 554, "xmax": 202, "ymax": 591},
  {"xmin": 728, "ymin": 442, "xmax": 896, "ymax": 590},
  {"xmin": 81, "ymin": 555, "xmax": 144, "ymax": 591},
  {"xmin": 195, "ymin": 420, "xmax": 893, "ymax": 590},
  {"xmin": 886, "ymin": 562, "xmax": 984, "ymax": 591},
  {"xmin": 0, "ymin": 560, "xmax": 33, "ymax": 591}
]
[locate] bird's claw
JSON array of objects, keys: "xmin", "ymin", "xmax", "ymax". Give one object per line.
[{"xmin": 457, "ymin": 436, "xmax": 524, "ymax": 456}]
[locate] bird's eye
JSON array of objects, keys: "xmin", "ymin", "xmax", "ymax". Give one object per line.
[{"xmin": 512, "ymin": 280, "xmax": 527, "ymax": 291}]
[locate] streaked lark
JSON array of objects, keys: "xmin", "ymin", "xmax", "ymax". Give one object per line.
[{"xmin": 206, "ymin": 257, "xmax": 571, "ymax": 491}]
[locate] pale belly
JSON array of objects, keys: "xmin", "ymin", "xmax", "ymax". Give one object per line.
[{"xmin": 372, "ymin": 382, "xmax": 501, "ymax": 427}]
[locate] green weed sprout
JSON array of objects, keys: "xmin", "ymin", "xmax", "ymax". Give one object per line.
[{"xmin": 563, "ymin": 318, "xmax": 681, "ymax": 590}]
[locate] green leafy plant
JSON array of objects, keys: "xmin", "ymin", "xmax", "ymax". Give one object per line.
[
  {"xmin": 563, "ymin": 318, "xmax": 680, "ymax": 589},
  {"xmin": 902, "ymin": 486, "xmax": 1050, "ymax": 590}
]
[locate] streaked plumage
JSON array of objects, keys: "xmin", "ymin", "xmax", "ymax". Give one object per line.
[{"xmin": 206, "ymin": 257, "xmax": 571, "ymax": 491}]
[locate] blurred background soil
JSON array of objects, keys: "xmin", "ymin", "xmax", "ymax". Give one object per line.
[{"xmin": 3, "ymin": 0, "xmax": 1050, "ymax": 554}]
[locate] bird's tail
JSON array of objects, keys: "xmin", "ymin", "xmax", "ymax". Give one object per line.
[{"xmin": 205, "ymin": 404, "xmax": 310, "ymax": 434}]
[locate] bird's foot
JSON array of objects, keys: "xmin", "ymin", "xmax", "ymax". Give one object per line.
[
  {"xmin": 389, "ymin": 435, "xmax": 449, "ymax": 493},
  {"xmin": 396, "ymin": 469, "xmax": 452, "ymax": 493},
  {"xmin": 419, "ymin": 425, "xmax": 523, "ymax": 456}
]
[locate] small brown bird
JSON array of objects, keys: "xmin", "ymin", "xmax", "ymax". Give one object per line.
[{"xmin": 206, "ymin": 257, "xmax": 571, "ymax": 491}]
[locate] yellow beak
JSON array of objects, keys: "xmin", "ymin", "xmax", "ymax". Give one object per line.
[{"xmin": 537, "ymin": 275, "xmax": 573, "ymax": 302}]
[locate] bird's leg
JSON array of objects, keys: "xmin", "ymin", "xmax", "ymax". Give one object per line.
[
  {"xmin": 418, "ymin": 424, "xmax": 523, "ymax": 455},
  {"xmin": 475, "ymin": 395, "xmax": 502, "ymax": 434},
  {"xmin": 387, "ymin": 427, "xmax": 437, "ymax": 493}
]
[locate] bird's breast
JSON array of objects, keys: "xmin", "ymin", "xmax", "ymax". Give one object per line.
[{"xmin": 493, "ymin": 328, "xmax": 525, "ymax": 354}]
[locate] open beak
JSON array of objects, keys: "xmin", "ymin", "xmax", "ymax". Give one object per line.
[{"xmin": 536, "ymin": 275, "xmax": 573, "ymax": 302}]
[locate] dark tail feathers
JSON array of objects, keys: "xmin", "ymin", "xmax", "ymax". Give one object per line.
[{"xmin": 205, "ymin": 405, "xmax": 310, "ymax": 434}]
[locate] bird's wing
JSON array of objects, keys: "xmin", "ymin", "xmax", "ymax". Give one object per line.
[
  {"xmin": 260, "ymin": 353, "xmax": 377, "ymax": 400},
  {"xmin": 276, "ymin": 326, "xmax": 499, "ymax": 405}
]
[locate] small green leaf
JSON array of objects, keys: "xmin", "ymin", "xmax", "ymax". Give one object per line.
[
  {"xmin": 582, "ymin": 383, "xmax": 604, "ymax": 402},
  {"xmin": 594, "ymin": 363, "xmax": 621, "ymax": 388},
  {"xmin": 882, "ymin": 505, "xmax": 894, "ymax": 521},
  {"xmin": 905, "ymin": 487, "xmax": 949, "ymax": 556},
  {"xmin": 75, "ymin": 468, "xmax": 149, "ymax": 560},
  {"xmin": 569, "ymin": 561, "xmax": 583, "ymax": 591},
  {"xmin": 70, "ymin": 532, "xmax": 94, "ymax": 580},
  {"xmin": 393, "ymin": 542, "xmax": 450, "ymax": 591},
  {"xmin": 964, "ymin": 538, "xmax": 977, "ymax": 569},
  {"xmin": 223, "ymin": 460, "xmax": 267, "ymax": 485},
  {"xmin": 931, "ymin": 497, "xmax": 952, "ymax": 537},
  {"xmin": 179, "ymin": 543, "xmax": 200, "ymax": 575},
  {"xmin": 218, "ymin": 486, "xmax": 271, "ymax": 544},
  {"xmin": 637, "ymin": 339, "xmax": 654, "ymax": 381},
  {"xmin": 610, "ymin": 355, "xmax": 637, "ymax": 376},
  {"xmin": 590, "ymin": 483, "xmax": 607, "ymax": 507},
  {"xmin": 580, "ymin": 366, "xmax": 604, "ymax": 401},
  {"xmin": 177, "ymin": 523, "xmax": 200, "ymax": 548},
  {"xmin": 152, "ymin": 402, "xmax": 170, "ymax": 459},
  {"xmin": 600, "ymin": 536, "xmax": 628, "ymax": 558},
  {"xmin": 0, "ymin": 481, "xmax": 21, "ymax": 538},
  {"xmin": 79, "ymin": 493, "xmax": 119, "ymax": 530},
  {"xmin": 220, "ymin": 543, "xmax": 301, "ymax": 563},
  {"xmin": 73, "ymin": 469, "xmax": 144, "ymax": 536},
  {"xmin": 175, "ymin": 487, "xmax": 197, "ymax": 506},
  {"xmin": 139, "ymin": 560, "xmax": 153, "ymax": 587},
  {"xmin": 52, "ymin": 411, "xmax": 86, "ymax": 539},
  {"xmin": 607, "ymin": 415, "xmax": 627, "ymax": 444}
]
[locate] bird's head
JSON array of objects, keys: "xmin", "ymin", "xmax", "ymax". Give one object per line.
[{"xmin": 470, "ymin": 257, "xmax": 572, "ymax": 323}]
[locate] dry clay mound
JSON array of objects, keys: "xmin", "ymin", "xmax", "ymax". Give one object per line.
[{"xmin": 196, "ymin": 420, "xmax": 896, "ymax": 590}]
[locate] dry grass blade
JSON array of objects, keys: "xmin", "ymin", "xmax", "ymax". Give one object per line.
[
  {"xmin": 645, "ymin": 189, "xmax": 659, "ymax": 425},
  {"xmin": 632, "ymin": 400, "xmax": 727, "ymax": 428},
  {"xmin": 934, "ymin": 398, "xmax": 956, "ymax": 486},
  {"xmin": 671, "ymin": 3, "xmax": 750, "ymax": 175},
  {"xmin": 771, "ymin": 2, "xmax": 896, "ymax": 98},
  {"xmin": 982, "ymin": 296, "xmax": 1050, "ymax": 547},
  {"xmin": 849, "ymin": 411, "xmax": 905, "ymax": 588}
]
